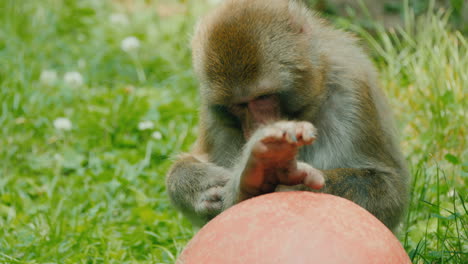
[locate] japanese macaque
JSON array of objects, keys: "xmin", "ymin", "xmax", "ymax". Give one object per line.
[{"xmin": 166, "ymin": 0, "xmax": 408, "ymax": 231}]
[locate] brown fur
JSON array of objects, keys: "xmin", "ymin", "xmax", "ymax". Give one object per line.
[{"xmin": 166, "ymin": 0, "xmax": 408, "ymax": 231}]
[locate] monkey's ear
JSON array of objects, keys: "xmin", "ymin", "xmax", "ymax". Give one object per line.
[{"xmin": 288, "ymin": 0, "xmax": 312, "ymax": 35}]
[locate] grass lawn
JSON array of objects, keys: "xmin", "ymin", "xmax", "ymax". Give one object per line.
[{"xmin": 0, "ymin": 0, "xmax": 466, "ymax": 263}]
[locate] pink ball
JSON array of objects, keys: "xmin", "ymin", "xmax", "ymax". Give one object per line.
[{"xmin": 178, "ymin": 192, "xmax": 410, "ymax": 264}]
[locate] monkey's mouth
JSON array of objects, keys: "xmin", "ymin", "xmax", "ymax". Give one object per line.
[{"xmin": 241, "ymin": 94, "xmax": 282, "ymax": 139}]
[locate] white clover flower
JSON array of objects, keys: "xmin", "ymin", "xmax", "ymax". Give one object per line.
[
  {"xmin": 40, "ymin": 69, "xmax": 58, "ymax": 86},
  {"xmin": 121, "ymin": 36, "xmax": 140, "ymax": 53},
  {"xmin": 109, "ymin": 13, "xmax": 129, "ymax": 25},
  {"xmin": 53, "ymin": 153, "xmax": 64, "ymax": 162},
  {"xmin": 151, "ymin": 131, "xmax": 162, "ymax": 140},
  {"xmin": 64, "ymin": 71, "xmax": 84, "ymax": 87},
  {"xmin": 447, "ymin": 189, "xmax": 456, "ymax": 197},
  {"xmin": 53, "ymin": 117, "xmax": 72, "ymax": 131},
  {"xmin": 138, "ymin": 121, "xmax": 154, "ymax": 131}
]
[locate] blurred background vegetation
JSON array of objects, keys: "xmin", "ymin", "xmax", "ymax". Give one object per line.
[
  {"xmin": 306, "ymin": 0, "xmax": 468, "ymax": 33},
  {"xmin": 0, "ymin": 0, "xmax": 466, "ymax": 263}
]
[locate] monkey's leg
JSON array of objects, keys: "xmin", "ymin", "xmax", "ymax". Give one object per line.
[
  {"xmin": 321, "ymin": 168, "xmax": 407, "ymax": 230},
  {"xmin": 275, "ymin": 167, "xmax": 406, "ymax": 230},
  {"xmin": 166, "ymin": 154, "xmax": 231, "ymax": 226},
  {"xmin": 224, "ymin": 121, "xmax": 325, "ymax": 209}
]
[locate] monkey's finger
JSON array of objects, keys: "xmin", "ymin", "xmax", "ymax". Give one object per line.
[
  {"xmin": 303, "ymin": 168, "xmax": 325, "ymax": 190},
  {"xmin": 287, "ymin": 130, "xmax": 298, "ymax": 143},
  {"xmin": 202, "ymin": 186, "xmax": 223, "ymax": 202},
  {"xmin": 197, "ymin": 200, "xmax": 223, "ymax": 216},
  {"xmin": 299, "ymin": 122, "xmax": 317, "ymax": 144},
  {"xmin": 283, "ymin": 162, "xmax": 311, "ymax": 185},
  {"xmin": 301, "ymin": 131, "xmax": 316, "ymax": 145},
  {"xmin": 286, "ymin": 162, "xmax": 325, "ymax": 189},
  {"xmin": 271, "ymin": 121, "xmax": 297, "ymax": 144}
]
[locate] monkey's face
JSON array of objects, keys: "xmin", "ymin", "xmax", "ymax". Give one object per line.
[
  {"xmin": 201, "ymin": 60, "xmax": 313, "ymax": 139},
  {"xmin": 192, "ymin": 0, "xmax": 318, "ymax": 139},
  {"xmin": 199, "ymin": 47, "xmax": 300, "ymax": 139}
]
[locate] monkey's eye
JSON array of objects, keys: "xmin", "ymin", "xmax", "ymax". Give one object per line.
[
  {"xmin": 254, "ymin": 94, "xmax": 277, "ymax": 103},
  {"xmin": 210, "ymin": 104, "xmax": 240, "ymax": 127},
  {"xmin": 235, "ymin": 103, "xmax": 248, "ymax": 108},
  {"xmin": 230, "ymin": 103, "xmax": 247, "ymax": 116},
  {"xmin": 256, "ymin": 94, "xmax": 272, "ymax": 100}
]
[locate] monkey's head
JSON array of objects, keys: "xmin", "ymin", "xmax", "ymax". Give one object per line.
[{"xmin": 192, "ymin": 0, "xmax": 325, "ymax": 138}]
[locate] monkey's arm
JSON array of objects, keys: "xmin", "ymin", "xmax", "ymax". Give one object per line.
[{"xmin": 166, "ymin": 153, "xmax": 231, "ymax": 226}]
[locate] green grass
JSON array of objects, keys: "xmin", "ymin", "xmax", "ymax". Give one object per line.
[{"xmin": 0, "ymin": 0, "xmax": 466, "ymax": 263}]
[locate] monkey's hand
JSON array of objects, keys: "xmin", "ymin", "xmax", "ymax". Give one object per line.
[
  {"xmin": 234, "ymin": 121, "xmax": 325, "ymax": 203},
  {"xmin": 166, "ymin": 154, "xmax": 231, "ymax": 225},
  {"xmin": 194, "ymin": 176, "xmax": 228, "ymax": 219}
]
